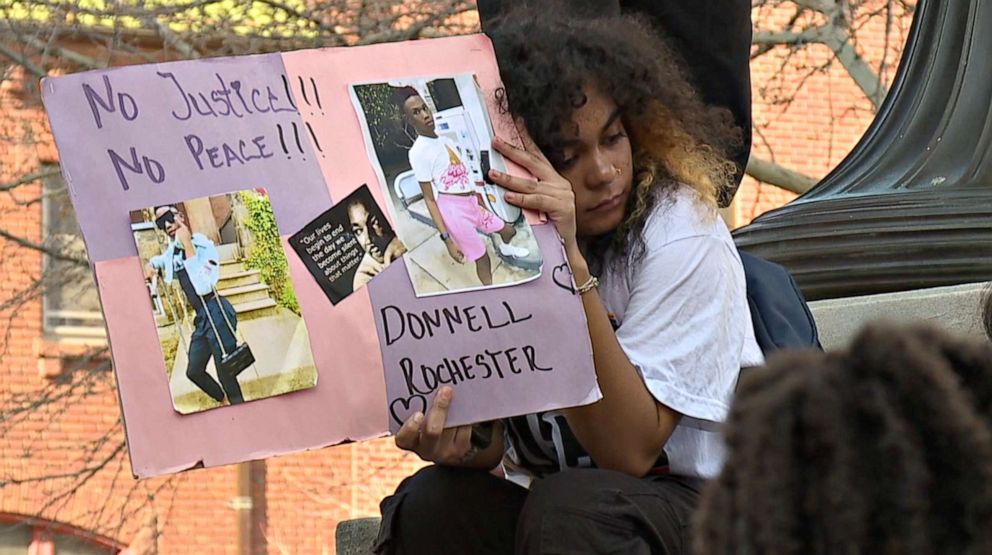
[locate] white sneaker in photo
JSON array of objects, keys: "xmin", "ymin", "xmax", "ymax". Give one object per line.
[{"xmin": 498, "ymin": 242, "xmax": 529, "ymax": 258}]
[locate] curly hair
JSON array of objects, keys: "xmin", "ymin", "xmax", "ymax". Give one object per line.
[
  {"xmin": 488, "ymin": 6, "xmax": 741, "ymax": 265},
  {"xmin": 694, "ymin": 323, "xmax": 992, "ymax": 555}
]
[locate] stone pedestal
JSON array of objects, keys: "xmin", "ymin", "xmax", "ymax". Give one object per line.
[
  {"xmin": 809, "ymin": 281, "xmax": 989, "ymax": 350},
  {"xmin": 734, "ymin": 0, "xmax": 992, "ymax": 301}
]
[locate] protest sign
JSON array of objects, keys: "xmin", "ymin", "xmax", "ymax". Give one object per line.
[{"xmin": 42, "ymin": 35, "xmax": 598, "ymax": 478}]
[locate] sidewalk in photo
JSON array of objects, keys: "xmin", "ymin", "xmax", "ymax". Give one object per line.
[
  {"xmin": 167, "ymin": 307, "xmax": 317, "ymax": 413},
  {"xmin": 404, "ymin": 220, "xmax": 540, "ymax": 295}
]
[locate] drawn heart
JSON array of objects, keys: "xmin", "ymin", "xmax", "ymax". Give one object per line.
[
  {"xmin": 551, "ymin": 263, "xmax": 574, "ymax": 294},
  {"xmin": 389, "ymin": 394, "xmax": 428, "ymax": 428}
]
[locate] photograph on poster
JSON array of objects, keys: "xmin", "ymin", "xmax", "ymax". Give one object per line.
[
  {"xmin": 131, "ymin": 189, "xmax": 317, "ymax": 414},
  {"xmin": 350, "ymin": 73, "xmax": 542, "ymax": 297},
  {"xmin": 289, "ymin": 184, "xmax": 406, "ymax": 305}
]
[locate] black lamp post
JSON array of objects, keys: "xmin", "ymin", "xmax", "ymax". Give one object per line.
[{"xmin": 734, "ymin": 0, "xmax": 992, "ymax": 301}]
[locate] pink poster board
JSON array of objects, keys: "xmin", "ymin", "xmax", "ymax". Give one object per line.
[{"xmin": 42, "ymin": 35, "xmax": 598, "ymax": 478}]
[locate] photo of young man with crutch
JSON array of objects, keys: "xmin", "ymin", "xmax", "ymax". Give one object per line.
[{"xmin": 144, "ymin": 204, "xmax": 244, "ymax": 406}]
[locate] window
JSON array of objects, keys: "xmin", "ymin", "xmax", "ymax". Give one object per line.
[
  {"xmin": 54, "ymin": 535, "xmax": 117, "ymax": 555},
  {"xmin": 0, "ymin": 522, "xmax": 30, "ymax": 555},
  {"xmin": 41, "ymin": 166, "xmax": 105, "ymax": 342},
  {"xmin": 0, "ymin": 516, "xmax": 119, "ymax": 554}
]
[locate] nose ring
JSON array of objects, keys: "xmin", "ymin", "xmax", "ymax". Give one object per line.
[{"xmin": 614, "ymin": 166, "xmax": 623, "ymax": 176}]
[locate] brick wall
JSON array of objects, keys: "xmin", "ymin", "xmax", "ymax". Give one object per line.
[
  {"xmin": 0, "ymin": 3, "xmax": 911, "ymax": 552},
  {"xmin": 730, "ymin": 1, "xmax": 914, "ymax": 227}
]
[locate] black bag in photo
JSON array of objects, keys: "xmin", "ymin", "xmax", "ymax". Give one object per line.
[
  {"xmin": 218, "ymin": 341, "xmax": 255, "ymax": 377},
  {"xmin": 200, "ymin": 289, "xmax": 258, "ymax": 378}
]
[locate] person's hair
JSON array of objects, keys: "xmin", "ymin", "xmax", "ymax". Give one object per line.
[
  {"xmin": 392, "ymin": 86, "xmax": 421, "ymax": 113},
  {"xmin": 153, "ymin": 204, "xmax": 178, "ymax": 214},
  {"xmin": 346, "ymin": 196, "xmax": 368, "ymax": 215},
  {"xmin": 488, "ymin": 7, "xmax": 741, "ymax": 266},
  {"xmin": 694, "ymin": 322, "xmax": 992, "ymax": 555}
]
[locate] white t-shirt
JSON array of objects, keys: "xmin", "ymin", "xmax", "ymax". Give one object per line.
[
  {"xmin": 408, "ymin": 135, "xmax": 475, "ymax": 195},
  {"xmin": 502, "ymin": 185, "xmax": 763, "ymax": 481},
  {"xmin": 597, "ymin": 186, "xmax": 764, "ymax": 478}
]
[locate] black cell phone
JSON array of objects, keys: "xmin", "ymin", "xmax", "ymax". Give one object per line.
[
  {"xmin": 470, "ymin": 421, "xmax": 496, "ymax": 450},
  {"xmin": 480, "ymin": 150, "xmax": 494, "ymax": 184}
]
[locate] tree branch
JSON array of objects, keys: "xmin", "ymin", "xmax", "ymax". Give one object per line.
[
  {"xmin": 746, "ymin": 156, "xmax": 819, "ymax": 194},
  {"xmin": 752, "ymin": 22, "xmax": 888, "ymax": 109},
  {"xmin": 819, "ymin": 27, "xmax": 888, "ymax": 108},
  {"xmin": 0, "ymin": 42, "xmax": 47, "ymax": 78},
  {"xmin": 150, "ymin": 20, "xmax": 201, "ymax": 59},
  {"xmin": 354, "ymin": 4, "xmax": 474, "ymax": 45},
  {"xmin": 0, "ymin": 169, "xmax": 60, "ymax": 193},
  {"xmin": 253, "ymin": 0, "xmax": 343, "ymax": 38},
  {"xmin": 792, "ymin": 0, "xmax": 838, "ymax": 14},
  {"xmin": 22, "ymin": 34, "xmax": 106, "ymax": 69},
  {"xmin": 0, "ymin": 226, "xmax": 89, "ymax": 266},
  {"xmin": 752, "ymin": 27, "xmax": 824, "ymax": 47}
]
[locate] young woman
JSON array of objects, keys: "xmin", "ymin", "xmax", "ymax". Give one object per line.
[{"xmin": 374, "ymin": 9, "xmax": 763, "ymax": 554}]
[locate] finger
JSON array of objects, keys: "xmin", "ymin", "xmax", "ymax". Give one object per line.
[
  {"xmin": 487, "ymin": 169, "xmax": 542, "ymax": 195},
  {"xmin": 394, "ymin": 411, "xmax": 425, "ymax": 452},
  {"xmin": 504, "ymin": 191, "xmax": 570, "ymax": 215},
  {"xmin": 435, "ymin": 426, "xmax": 464, "ymax": 464},
  {"xmin": 420, "ymin": 387, "xmax": 453, "ymax": 455},
  {"xmin": 492, "ymin": 136, "xmax": 556, "ymax": 181},
  {"xmin": 389, "ymin": 243, "xmax": 407, "ymax": 262}
]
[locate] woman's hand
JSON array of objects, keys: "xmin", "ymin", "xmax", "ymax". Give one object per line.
[
  {"xmin": 394, "ymin": 386, "xmax": 476, "ymax": 466},
  {"xmin": 173, "ymin": 220, "xmax": 197, "ymax": 260},
  {"xmin": 490, "ymin": 134, "xmax": 577, "ymax": 248},
  {"xmin": 173, "ymin": 220, "xmax": 193, "ymax": 246},
  {"xmin": 383, "ymin": 238, "xmax": 407, "ymax": 263}
]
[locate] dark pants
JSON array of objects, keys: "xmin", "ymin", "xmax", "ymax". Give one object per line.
[
  {"xmin": 186, "ymin": 296, "xmax": 244, "ymax": 404},
  {"xmin": 477, "ymin": 0, "xmax": 752, "ymax": 205},
  {"xmin": 374, "ymin": 466, "xmax": 702, "ymax": 555}
]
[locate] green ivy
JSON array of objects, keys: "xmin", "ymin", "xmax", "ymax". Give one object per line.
[
  {"xmin": 354, "ymin": 83, "xmax": 412, "ymax": 149},
  {"xmin": 239, "ymin": 191, "xmax": 300, "ymax": 315}
]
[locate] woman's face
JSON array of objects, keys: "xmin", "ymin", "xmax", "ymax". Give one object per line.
[
  {"xmin": 554, "ymin": 85, "xmax": 634, "ymax": 238},
  {"xmin": 348, "ymin": 203, "xmax": 373, "ymax": 250}
]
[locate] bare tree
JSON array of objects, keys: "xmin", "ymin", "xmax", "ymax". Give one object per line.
[{"xmin": 747, "ymin": 0, "xmax": 916, "ymax": 193}]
